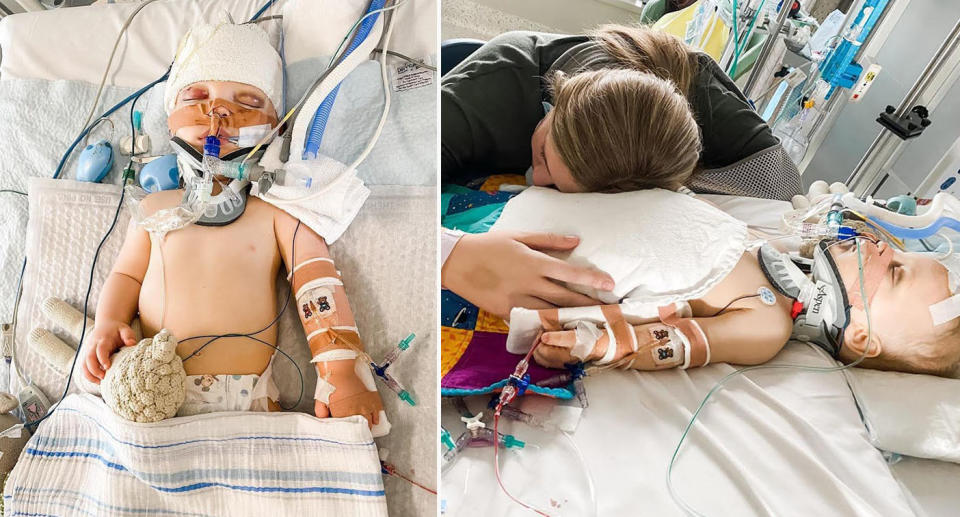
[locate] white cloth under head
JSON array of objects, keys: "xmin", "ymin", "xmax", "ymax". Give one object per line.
[
  {"xmin": 255, "ymin": 152, "xmax": 370, "ymax": 244},
  {"xmin": 493, "ymin": 187, "xmax": 750, "ymax": 305},
  {"xmin": 164, "ymin": 22, "xmax": 283, "ymax": 114}
]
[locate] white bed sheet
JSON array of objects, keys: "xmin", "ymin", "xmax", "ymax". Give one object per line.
[{"xmin": 441, "ymin": 344, "xmax": 915, "ymax": 516}]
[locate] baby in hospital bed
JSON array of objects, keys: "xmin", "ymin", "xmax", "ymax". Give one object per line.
[
  {"xmin": 80, "ymin": 23, "xmax": 387, "ymax": 430},
  {"xmin": 498, "ymin": 186, "xmax": 960, "ymax": 378}
]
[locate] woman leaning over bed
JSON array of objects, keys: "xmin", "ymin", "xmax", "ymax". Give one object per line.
[{"xmin": 441, "ymin": 25, "xmax": 802, "ymax": 318}]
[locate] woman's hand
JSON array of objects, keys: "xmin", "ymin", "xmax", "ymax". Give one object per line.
[
  {"xmin": 82, "ymin": 319, "xmax": 138, "ymax": 384},
  {"xmin": 441, "ymin": 231, "xmax": 614, "ymax": 319}
]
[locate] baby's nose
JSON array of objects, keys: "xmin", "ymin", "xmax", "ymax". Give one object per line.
[{"xmin": 210, "ymin": 105, "xmax": 233, "ymax": 118}]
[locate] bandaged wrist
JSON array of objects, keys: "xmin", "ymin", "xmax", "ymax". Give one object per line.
[
  {"xmin": 594, "ymin": 305, "xmax": 637, "ymax": 365},
  {"xmin": 657, "ymin": 304, "xmax": 710, "ymax": 369}
]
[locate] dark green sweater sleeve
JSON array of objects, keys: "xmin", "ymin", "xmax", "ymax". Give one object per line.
[
  {"xmin": 691, "ymin": 54, "xmax": 781, "ymax": 169},
  {"xmin": 440, "ymin": 32, "xmax": 588, "ymax": 185}
]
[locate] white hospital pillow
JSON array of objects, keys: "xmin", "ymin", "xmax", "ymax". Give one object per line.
[
  {"xmin": 491, "ymin": 186, "xmax": 750, "ymax": 305},
  {"xmin": 847, "ymin": 367, "xmax": 960, "ymax": 464}
]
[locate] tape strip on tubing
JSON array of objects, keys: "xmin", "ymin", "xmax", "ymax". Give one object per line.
[
  {"xmin": 295, "ymin": 277, "xmax": 343, "ymax": 301},
  {"xmin": 846, "ymin": 242, "xmax": 892, "ymax": 309},
  {"xmin": 287, "ymin": 257, "xmax": 339, "ymax": 281}
]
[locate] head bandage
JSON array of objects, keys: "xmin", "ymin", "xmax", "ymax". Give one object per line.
[{"xmin": 164, "ymin": 22, "xmax": 283, "ymax": 115}]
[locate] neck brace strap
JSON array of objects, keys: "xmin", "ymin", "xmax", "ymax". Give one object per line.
[
  {"xmin": 170, "ymin": 137, "xmax": 263, "ymax": 227},
  {"xmin": 167, "ymin": 98, "xmax": 278, "ymax": 137},
  {"xmin": 758, "ymin": 239, "xmax": 889, "ymax": 356}
]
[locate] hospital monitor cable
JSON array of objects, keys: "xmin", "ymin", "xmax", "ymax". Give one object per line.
[{"xmin": 665, "ymin": 237, "xmax": 879, "ymax": 517}]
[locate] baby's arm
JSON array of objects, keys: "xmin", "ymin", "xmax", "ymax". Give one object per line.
[
  {"xmin": 274, "ymin": 211, "xmax": 384, "ymax": 428},
  {"xmin": 535, "ymin": 306, "xmax": 791, "ymax": 370},
  {"xmin": 83, "ymin": 220, "xmax": 150, "ymax": 383}
]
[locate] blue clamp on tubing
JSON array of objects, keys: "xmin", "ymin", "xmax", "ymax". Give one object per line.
[
  {"xmin": 372, "ymin": 362, "xmax": 387, "ymax": 378},
  {"xmin": 837, "ymin": 226, "xmax": 859, "ymax": 240},
  {"xmin": 507, "ymin": 373, "xmax": 531, "ymax": 397},
  {"xmin": 132, "ymin": 111, "xmax": 143, "ymax": 132},
  {"xmin": 566, "ymin": 362, "xmax": 586, "ymax": 380},
  {"xmin": 203, "ymin": 135, "xmax": 220, "ymax": 157}
]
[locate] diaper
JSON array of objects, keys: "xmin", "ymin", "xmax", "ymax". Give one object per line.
[{"xmin": 178, "ymin": 362, "xmax": 280, "ymax": 416}]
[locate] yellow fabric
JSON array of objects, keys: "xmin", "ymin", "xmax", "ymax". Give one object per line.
[
  {"xmin": 441, "ymin": 327, "xmax": 473, "ymax": 377},
  {"xmin": 653, "ymin": 1, "xmax": 730, "ymax": 61}
]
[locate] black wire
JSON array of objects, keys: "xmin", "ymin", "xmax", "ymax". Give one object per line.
[
  {"xmin": 178, "ymin": 220, "xmax": 304, "ymax": 410},
  {"xmin": 709, "ymin": 294, "xmax": 762, "ymax": 317},
  {"xmin": 0, "ymin": 190, "xmax": 27, "ymax": 196}
]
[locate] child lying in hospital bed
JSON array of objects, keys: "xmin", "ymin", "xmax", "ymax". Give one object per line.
[
  {"xmin": 79, "ymin": 23, "xmax": 386, "ymax": 430},
  {"xmin": 496, "ymin": 186, "xmax": 960, "ymax": 379}
]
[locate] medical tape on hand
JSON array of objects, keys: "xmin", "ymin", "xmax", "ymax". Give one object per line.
[
  {"xmin": 658, "ymin": 304, "xmax": 710, "ymax": 369},
  {"xmin": 595, "ymin": 305, "xmax": 636, "ymax": 365}
]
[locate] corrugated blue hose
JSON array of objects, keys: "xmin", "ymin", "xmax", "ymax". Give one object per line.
[{"xmin": 302, "ymin": 0, "xmax": 386, "ymax": 159}]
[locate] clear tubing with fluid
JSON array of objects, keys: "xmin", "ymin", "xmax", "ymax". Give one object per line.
[
  {"xmin": 666, "ymin": 238, "xmax": 877, "ymax": 517},
  {"xmin": 303, "ymin": 0, "xmax": 386, "ymax": 159}
]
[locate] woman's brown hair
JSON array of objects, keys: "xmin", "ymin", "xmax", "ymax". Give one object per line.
[
  {"xmin": 547, "ymin": 25, "xmax": 702, "ymax": 192},
  {"xmin": 548, "ymin": 68, "xmax": 701, "ymax": 192}
]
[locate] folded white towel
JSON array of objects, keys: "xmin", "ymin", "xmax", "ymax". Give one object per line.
[{"xmin": 255, "ymin": 155, "xmax": 370, "ymax": 244}]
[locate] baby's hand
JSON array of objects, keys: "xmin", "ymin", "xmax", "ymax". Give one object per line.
[
  {"xmin": 313, "ymin": 359, "xmax": 383, "ymax": 429},
  {"xmin": 534, "ymin": 329, "xmax": 607, "ymax": 369},
  {"xmin": 82, "ymin": 320, "xmax": 138, "ymax": 384}
]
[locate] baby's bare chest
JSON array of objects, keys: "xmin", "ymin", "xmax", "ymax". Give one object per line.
[{"xmin": 148, "ymin": 204, "xmax": 281, "ymax": 281}]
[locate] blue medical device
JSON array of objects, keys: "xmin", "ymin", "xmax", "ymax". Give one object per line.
[
  {"xmin": 139, "ymin": 154, "xmax": 180, "ymax": 192},
  {"xmin": 819, "ymin": 0, "xmax": 889, "ymax": 99},
  {"xmin": 75, "ymin": 139, "xmax": 114, "ymax": 183}
]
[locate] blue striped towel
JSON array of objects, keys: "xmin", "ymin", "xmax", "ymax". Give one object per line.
[{"xmin": 4, "ymin": 394, "xmax": 387, "ymax": 516}]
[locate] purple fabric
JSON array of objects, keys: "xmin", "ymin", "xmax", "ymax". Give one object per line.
[{"xmin": 442, "ymin": 331, "xmax": 566, "ymax": 391}]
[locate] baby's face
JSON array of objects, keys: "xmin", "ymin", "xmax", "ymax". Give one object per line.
[
  {"xmin": 530, "ymin": 111, "xmax": 581, "ymax": 193},
  {"xmin": 831, "ymin": 241, "xmax": 952, "ymax": 352},
  {"xmin": 170, "ymin": 80, "xmax": 277, "ymax": 156}
]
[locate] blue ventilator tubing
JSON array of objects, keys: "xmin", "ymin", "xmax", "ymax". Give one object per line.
[
  {"xmin": 302, "ymin": 0, "xmax": 385, "ymax": 160},
  {"xmin": 871, "ymin": 215, "xmax": 960, "ymax": 240}
]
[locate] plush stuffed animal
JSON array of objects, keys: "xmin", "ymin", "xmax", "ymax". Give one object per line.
[
  {"xmin": 28, "ymin": 298, "xmax": 185, "ymax": 423},
  {"xmin": 0, "ymin": 392, "xmax": 29, "ymax": 475}
]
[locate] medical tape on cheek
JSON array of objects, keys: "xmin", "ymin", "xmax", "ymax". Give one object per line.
[
  {"xmin": 167, "ymin": 99, "xmax": 279, "ymax": 135},
  {"xmin": 930, "ymin": 294, "xmax": 960, "ymax": 326},
  {"xmin": 844, "ymin": 242, "xmax": 892, "ymax": 309}
]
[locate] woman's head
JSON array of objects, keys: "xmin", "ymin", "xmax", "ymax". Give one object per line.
[
  {"xmin": 531, "ymin": 68, "xmax": 701, "ymax": 193},
  {"xmin": 165, "ymin": 23, "xmax": 283, "ymax": 156}
]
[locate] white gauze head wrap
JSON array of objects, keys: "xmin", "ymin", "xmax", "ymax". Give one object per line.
[{"xmin": 164, "ymin": 22, "xmax": 283, "ymax": 115}]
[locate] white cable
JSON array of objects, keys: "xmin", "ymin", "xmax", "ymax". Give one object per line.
[
  {"xmin": 80, "ymin": 0, "xmax": 161, "ymax": 132},
  {"xmin": 260, "ymin": 0, "xmax": 400, "ymax": 206}
]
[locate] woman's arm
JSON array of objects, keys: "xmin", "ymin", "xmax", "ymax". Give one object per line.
[{"xmin": 441, "ymin": 230, "xmax": 614, "ymax": 319}]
